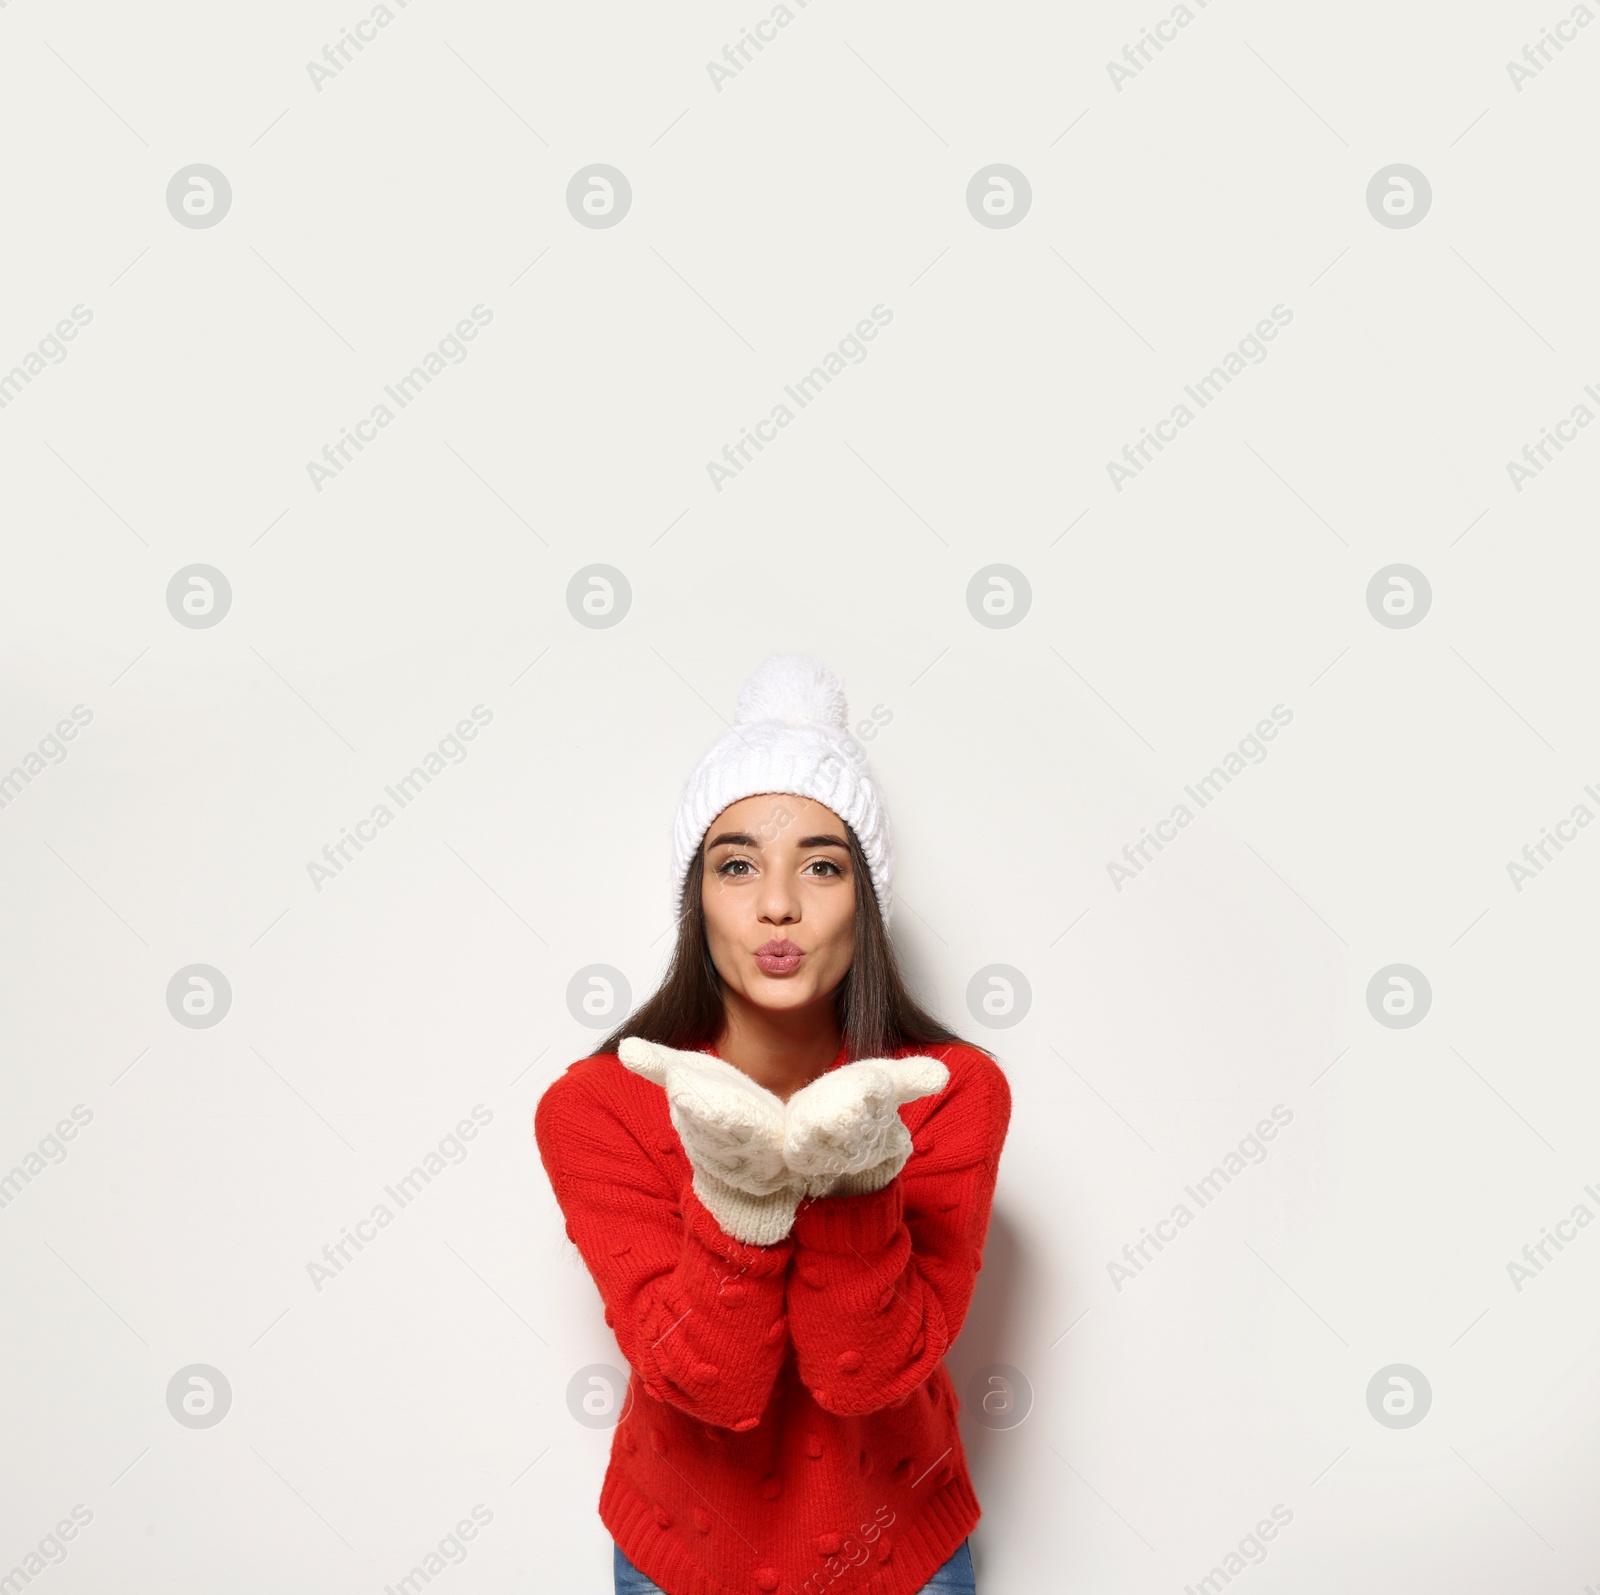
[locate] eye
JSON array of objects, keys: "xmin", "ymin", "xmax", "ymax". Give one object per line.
[
  {"xmin": 805, "ymin": 859, "xmax": 843, "ymax": 877},
  {"xmin": 714, "ymin": 857, "xmax": 754, "ymax": 877}
]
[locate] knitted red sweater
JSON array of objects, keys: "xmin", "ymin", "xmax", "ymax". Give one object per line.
[{"xmin": 533, "ymin": 1036, "xmax": 1011, "ymax": 1595}]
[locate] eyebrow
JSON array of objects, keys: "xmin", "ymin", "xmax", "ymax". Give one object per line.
[{"xmin": 705, "ymin": 831, "xmax": 849, "ymax": 851}]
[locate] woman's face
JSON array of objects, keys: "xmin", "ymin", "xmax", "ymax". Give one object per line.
[{"xmin": 699, "ymin": 793, "xmax": 857, "ymax": 1016}]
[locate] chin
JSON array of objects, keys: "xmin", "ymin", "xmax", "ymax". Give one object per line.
[{"xmin": 748, "ymin": 981, "xmax": 817, "ymax": 1007}]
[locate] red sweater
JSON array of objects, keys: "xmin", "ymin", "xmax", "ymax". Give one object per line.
[{"xmin": 533, "ymin": 1036, "xmax": 1011, "ymax": 1595}]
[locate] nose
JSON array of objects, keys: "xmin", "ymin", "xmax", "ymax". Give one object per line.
[{"xmin": 757, "ymin": 875, "xmax": 800, "ymax": 926}]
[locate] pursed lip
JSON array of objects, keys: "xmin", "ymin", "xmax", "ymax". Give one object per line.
[{"xmin": 755, "ymin": 938, "xmax": 803, "ymax": 957}]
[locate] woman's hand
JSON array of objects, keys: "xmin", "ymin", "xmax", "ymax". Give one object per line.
[
  {"xmin": 618, "ymin": 1038, "xmax": 805, "ymax": 1245},
  {"xmin": 783, "ymin": 1056, "xmax": 949, "ymax": 1197}
]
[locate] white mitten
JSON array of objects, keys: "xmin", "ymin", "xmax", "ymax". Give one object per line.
[
  {"xmin": 783, "ymin": 1057, "xmax": 949, "ymax": 1198},
  {"xmin": 618, "ymin": 1037, "xmax": 805, "ymax": 1245}
]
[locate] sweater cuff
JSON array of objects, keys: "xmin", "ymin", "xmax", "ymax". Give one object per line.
[
  {"xmin": 790, "ymin": 1176, "xmax": 904, "ymax": 1254},
  {"xmin": 681, "ymin": 1180, "xmax": 793, "ymax": 1274}
]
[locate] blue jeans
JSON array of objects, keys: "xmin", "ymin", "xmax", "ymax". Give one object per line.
[{"xmin": 614, "ymin": 1535, "xmax": 975, "ymax": 1593}]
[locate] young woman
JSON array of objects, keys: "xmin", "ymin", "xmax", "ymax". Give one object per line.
[{"xmin": 535, "ymin": 654, "xmax": 1012, "ymax": 1595}]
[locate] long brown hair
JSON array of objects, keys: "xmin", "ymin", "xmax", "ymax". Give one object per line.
[{"xmin": 594, "ymin": 817, "xmax": 986, "ymax": 1061}]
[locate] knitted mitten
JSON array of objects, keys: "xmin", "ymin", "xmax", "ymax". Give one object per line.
[
  {"xmin": 783, "ymin": 1057, "xmax": 949, "ymax": 1199},
  {"xmin": 618, "ymin": 1038, "xmax": 805, "ymax": 1245}
]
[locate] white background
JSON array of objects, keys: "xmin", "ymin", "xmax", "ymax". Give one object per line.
[{"xmin": 2, "ymin": 1, "xmax": 1597, "ymax": 1591}]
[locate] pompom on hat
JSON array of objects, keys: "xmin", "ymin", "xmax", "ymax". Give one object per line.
[{"xmin": 671, "ymin": 654, "xmax": 894, "ymax": 927}]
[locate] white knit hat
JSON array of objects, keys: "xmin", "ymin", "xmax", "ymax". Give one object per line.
[{"xmin": 672, "ymin": 654, "xmax": 894, "ymax": 927}]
